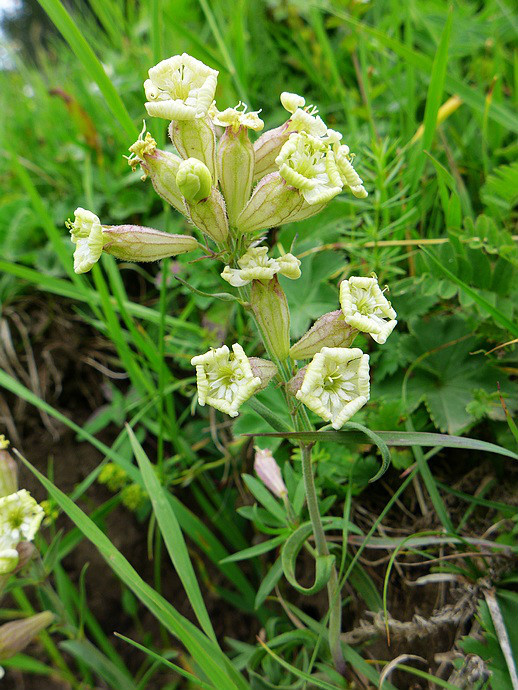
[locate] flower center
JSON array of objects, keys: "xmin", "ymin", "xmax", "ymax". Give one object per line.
[{"xmin": 322, "ymin": 366, "xmax": 347, "ymax": 395}]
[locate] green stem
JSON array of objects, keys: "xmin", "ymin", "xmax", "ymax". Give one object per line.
[{"xmin": 300, "ymin": 443, "xmax": 345, "ymax": 675}]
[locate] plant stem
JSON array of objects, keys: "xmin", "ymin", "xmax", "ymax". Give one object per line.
[{"xmin": 300, "ymin": 443, "xmax": 345, "ymax": 675}]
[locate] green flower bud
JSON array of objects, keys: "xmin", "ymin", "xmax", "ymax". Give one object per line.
[
  {"xmin": 290, "ymin": 310, "xmax": 357, "ymax": 360},
  {"xmin": 236, "ymin": 173, "xmax": 304, "ymax": 234},
  {"xmin": 251, "ymin": 276, "xmax": 291, "ymax": 361},
  {"xmin": 128, "ymin": 133, "xmax": 185, "ymax": 214},
  {"xmin": 0, "ymin": 439, "xmax": 17, "ymax": 498},
  {"xmin": 170, "ymin": 118, "xmax": 217, "ymax": 183},
  {"xmin": 217, "ymin": 127, "xmax": 255, "ymax": 226},
  {"xmin": 0, "ymin": 611, "xmax": 54, "ymax": 661},
  {"xmin": 176, "ymin": 158, "xmax": 212, "ymax": 202},
  {"xmin": 185, "ymin": 188, "xmax": 229, "ymax": 244},
  {"xmin": 103, "ymin": 225, "xmax": 199, "ymax": 262}
]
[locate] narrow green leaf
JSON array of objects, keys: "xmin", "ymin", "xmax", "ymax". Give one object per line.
[
  {"xmin": 36, "ymin": 0, "xmax": 138, "ymax": 140},
  {"xmin": 244, "ymin": 428, "xmax": 518, "ymax": 461},
  {"xmin": 59, "ymin": 639, "xmax": 138, "ymax": 690},
  {"xmin": 220, "ymin": 535, "xmax": 286, "ymax": 564},
  {"xmin": 281, "ymin": 523, "xmax": 335, "ymax": 595},
  {"xmin": 255, "ymin": 557, "xmax": 283, "ymax": 609},
  {"xmin": 127, "ymin": 426, "xmax": 217, "ymax": 643}
]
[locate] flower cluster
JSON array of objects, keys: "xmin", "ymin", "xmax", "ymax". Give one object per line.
[
  {"xmin": 65, "ymin": 52, "xmax": 386, "ymax": 430},
  {"xmin": 68, "ymin": 53, "xmax": 367, "ymax": 274}
]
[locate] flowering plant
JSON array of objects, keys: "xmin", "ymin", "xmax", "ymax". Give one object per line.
[{"xmin": 63, "ymin": 52, "xmax": 398, "ymax": 679}]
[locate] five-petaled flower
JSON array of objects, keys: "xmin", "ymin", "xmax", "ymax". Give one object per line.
[
  {"xmin": 221, "ymin": 246, "xmax": 301, "ymax": 287},
  {"xmin": 191, "ymin": 344, "xmax": 262, "ymax": 417},
  {"xmin": 144, "ymin": 53, "xmax": 219, "ymax": 121},
  {"xmin": 0, "ymin": 490, "xmax": 44, "ymax": 574},
  {"xmin": 209, "ymin": 101, "xmax": 264, "ymax": 132},
  {"xmin": 296, "ymin": 347, "xmax": 370, "ymax": 430},
  {"xmin": 276, "ymin": 132, "xmax": 342, "ymax": 205},
  {"xmin": 67, "ymin": 208, "xmax": 105, "ymax": 274},
  {"xmin": 340, "ymin": 276, "xmax": 397, "ymax": 344}
]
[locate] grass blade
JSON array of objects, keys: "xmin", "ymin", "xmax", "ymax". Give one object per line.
[
  {"xmin": 127, "ymin": 425, "xmax": 217, "ymax": 643},
  {"xmin": 36, "ymin": 0, "xmax": 138, "ymax": 140}
]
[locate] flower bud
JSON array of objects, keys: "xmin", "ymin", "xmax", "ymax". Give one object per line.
[
  {"xmin": 236, "ymin": 173, "xmax": 304, "ymax": 234},
  {"xmin": 251, "ymin": 276, "xmax": 290, "ymax": 361},
  {"xmin": 254, "ymin": 448, "xmax": 287, "ymax": 498},
  {"xmin": 253, "ymin": 125, "xmax": 290, "ymax": 182},
  {"xmin": 289, "ymin": 310, "xmax": 357, "ymax": 360},
  {"xmin": 102, "ymin": 225, "xmax": 199, "ymax": 262},
  {"xmin": 128, "ymin": 133, "xmax": 186, "ymax": 214},
  {"xmin": 0, "ymin": 611, "xmax": 54, "ymax": 661},
  {"xmin": 217, "ymin": 126, "xmax": 255, "ymax": 226},
  {"xmin": 176, "ymin": 158, "xmax": 212, "ymax": 202},
  {"xmin": 185, "ymin": 188, "xmax": 229, "ymax": 244},
  {"xmin": 0, "ymin": 439, "xmax": 17, "ymax": 498},
  {"xmin": 248, "ymin": 358, "xmax": 278, "ymax": 390},
  {"xmin": 170, "ymin": 118, "xmax": 217, "ymax": 182}
]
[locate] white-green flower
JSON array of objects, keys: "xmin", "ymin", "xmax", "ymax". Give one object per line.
[
  {"xmin": 221, "ymin": 246, "xmax": 301, "ymax": 287},
  {"xmin": 335, "ymin": 145, "xmax": 368, "ymax": 198},
  {"xmin": 144, "ymin": 53, "xmax": 218, "ymax": 121},
  {"xmin": 339, "ymin": 276, "xmax": 397, "ymax": 344},
  {"xmin": 191, "ymin": 344, "xmax": 261, "ymax": 417},
  {"xmin": 276, "ymin": 132, "xmax": 342, "ymax": 205},
  {"xmin": 0, "ymin": 534, "xmax": 19, "ymax": 575},
  {"xmin": 209, "ymin": 101, "xmax": 264, "ymax": 132},
  {"xmin": 280, "ymin": 92, "xmax": 328, "ymax": 137},
  {"xmin": 67, "ymin": 208, "xmax": 105, "ymax": 274},
  {"xmin": 0, "ymin": 490, "xmax": 44, "ymax": 544},
  {"xmin": 296, "ymin": 347, "xmax": 370, "ymax": 429}
]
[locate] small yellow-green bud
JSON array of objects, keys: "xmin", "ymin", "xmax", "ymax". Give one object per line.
[
  {"xmin": 176, "ymin": 158, "xmax": 212, "ymax": 202},
  {"xmin": 0, "ymin": 611, "xmax": 54, "ymax": 661},
  {"xmin": 128, "ymin": 133, "xmax": 186, "ymax": 214}
]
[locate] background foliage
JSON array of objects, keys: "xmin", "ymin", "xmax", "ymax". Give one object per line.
[{"xmin": 0, "ymin": 0, "xmax": 517, "ymax": 688}]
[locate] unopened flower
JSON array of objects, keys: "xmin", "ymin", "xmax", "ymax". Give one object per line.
[
  {"xmin": 0, "ymin": 439, "xmax": 17, "ymax": 499},
  {"xmin": 0, "ymin": 534, "xmax": 19, "ymax": 576},
  {"xmin": 335, "ymin": 145, "xmax": 368, "ymax": 198},
  {"xmin": 209, "ymin": 101, "xmax": 264, "ymax": 132},
  {"xmin": 128, "ymin": 130, "xmax": 186, "ymax": 213},
  {"xmin": 276, "ymin": 133, "xmax": 342, "ymax": 205},
  {"xmin": 191, "ymin": 344, "xmax": 261, "ymax": 417},
  {"xmin": 144, "ymin": 53, "xmax": 218, "ymax": 121},
  {"xmin": 176, "ymin": 158, "xmax": 212, "ymax": 202},
  {"xmin": 295, "ymin": 347, "xmax": 370, "ymax": 429},
  {"xmin": 289, "ymin": 310, "xmax": 357, "ymax": 360},
  {"xmin": 0, "ymin": 611, "xmax": 54, "ymax": 662},
  {"xmin": 339, "ymin": 276, "xmax": 396, "ymax": 344},
  {"xmin": 254, "ymin": 448, "xmax": 287, "ymax": 498},
  {"xmin": 221, "ymin": 247, "xmax": 301, "ymax": 287},
  {"xmin": 67, "ymin": 207, "xmax": 104, "ymax": 273}
]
